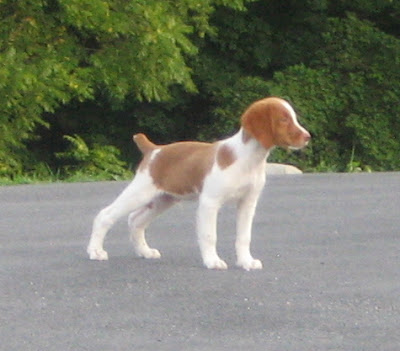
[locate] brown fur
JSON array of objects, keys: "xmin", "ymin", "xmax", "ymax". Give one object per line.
[
  {"xmin": 134, "ymin": 137, "xmax": 236, "ymax": 195},
  {"xmin": 133, "ymin": 133, "xmax": 157, "ymax": 154},
  {"xmin": 241, "ymin": 97, "xmax": 304, "ymax": 149},
  {"xmin": 241, "ymin": 99, "xmax": 274, "ymax": 149},
  {"xmin": 217, "ymin": 144, "xmax": 236, "ymax": 170},
  {"xmin": 149, "ymin": 142, "xmax": 217, "ymax": 195}
]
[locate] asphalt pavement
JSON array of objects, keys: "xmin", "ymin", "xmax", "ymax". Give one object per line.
[{"xmin": 1, "ymin": 173, "xmax": 399, "ymax": 351}]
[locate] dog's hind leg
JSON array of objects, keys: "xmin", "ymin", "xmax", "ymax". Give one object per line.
[
  {"xmin": 128, "ymin": 193, "xmax": 178, "ymax": 259},
  {"xmin": 87, "ymin": 173, "xmax": 161, "ymax": 260}
]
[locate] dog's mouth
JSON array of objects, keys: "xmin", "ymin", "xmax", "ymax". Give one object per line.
[
  {"xmin": 287, "ymin": 138, "xmax": 310, "ymax": 150},
  {"xmin": 279, "ymin": 129, "xmax": 311, "ymax": 150}
]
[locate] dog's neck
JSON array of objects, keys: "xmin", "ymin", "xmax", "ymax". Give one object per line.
[{"xmin": 224, "ymin": 128, "xmax": 271, "ymax": 168}]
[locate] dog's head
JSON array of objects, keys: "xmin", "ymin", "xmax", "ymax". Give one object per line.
[{"xmin": 241, "ymin": 97, "xmax": 311, "ymax": 150}]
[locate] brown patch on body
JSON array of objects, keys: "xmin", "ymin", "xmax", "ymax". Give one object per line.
[
  {"xmin": 149, "ymin": 141, "xmax": 217, "ymax": 195},
  {"xmin": 217, "ymin": 143, "xmax": 236, "ymax": 169}
]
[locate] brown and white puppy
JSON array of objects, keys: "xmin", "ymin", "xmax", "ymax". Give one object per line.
[{"xmin": 87, "ymin": 97, "xmax": 310, "ymax": 270}]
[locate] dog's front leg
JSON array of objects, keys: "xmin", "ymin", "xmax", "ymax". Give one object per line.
[
  {"xmin": 235, "ymin": 191, "xmax": 263, "ymax": 271},
  {"xmin": 197, "ymin": 196, "xmax": 227, "ymax": 270}
]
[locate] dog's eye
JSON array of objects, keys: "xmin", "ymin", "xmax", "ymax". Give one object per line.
[{"xmin": 279, "ymin": 116, "xmax": 289, "ymax": 123}]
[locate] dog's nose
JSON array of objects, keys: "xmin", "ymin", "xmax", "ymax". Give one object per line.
[{"xmin": 304, "ymin": 131, "xmax": 311, "ymax": 142}]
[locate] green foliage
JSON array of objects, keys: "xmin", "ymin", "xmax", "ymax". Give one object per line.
[
  {"xmin": 56, "ymin": 134, "xmax": 131, "ymax": 180},
  {"xmin": 0, "ymin": 0, "xmax": 248, "ymax": 179},
  {"xmin": 2, "ymin": 0, "xmax": 400, "ymax": 182},
  {"xmin": 269, "ymin": 14, "xmax": 400, "ymax": 171},
  {"xmin": 196, "ymin": 75, "xmax": 272, "ymax": 140},
  {"xmin": 0, "ymin": 162, "xmax": 59, "ymax": 185},
  {"xmin": 0, "ymin": 0, "xmax": 92, "ymax": 177}
]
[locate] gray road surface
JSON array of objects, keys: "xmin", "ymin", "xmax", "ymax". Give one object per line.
[{"xmin": 1, "ymin": 173, "xmax": 400, "ymax": 351}]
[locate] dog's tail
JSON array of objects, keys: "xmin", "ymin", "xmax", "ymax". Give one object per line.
[{"xmin": 133, "ymin": 133, "xmax": 158, "ymax": 155}]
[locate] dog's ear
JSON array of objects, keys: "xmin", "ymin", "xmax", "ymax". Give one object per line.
[{"xmin": 241, "ymin": 100, "xmax": 274, "ymax": 149}]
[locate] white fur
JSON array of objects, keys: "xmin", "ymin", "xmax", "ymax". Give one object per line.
[
  {"xmin": 282, "ymin": 100, "xmax": 310, "ymax": 149},
  {"xmin": 196, "ymin": 130, "xmax": 268, "ymax": 270}
]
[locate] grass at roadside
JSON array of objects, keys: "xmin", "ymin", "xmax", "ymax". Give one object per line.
[{"xmin": 0, "ymin": 171, "xmax": 132, "ymax": 186}]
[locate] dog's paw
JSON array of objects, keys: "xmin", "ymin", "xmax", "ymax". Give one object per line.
[
  {"xmin": 204, "ymin": 257, "xmax": 228, "ymax": 270},
  {"xmin": 87, "ymin": 248, "xmax": 109, "ymax": 261},
  {"xmin": 237, "ymin": 258, "xmax": 263, "ymax": 271},
  {"xmin": 137, "ymin": 248, "xmax": 161, "ymax": 259}
]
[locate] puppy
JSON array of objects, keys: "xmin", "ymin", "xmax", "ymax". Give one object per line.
[{"xmin": 87, "ymin": 97, "xmax": 310, "ymax": 270}]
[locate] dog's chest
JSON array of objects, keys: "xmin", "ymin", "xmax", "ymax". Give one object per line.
[{"xmin": 203, "ymin": 160, "xmax": 266, "ymax": 202}]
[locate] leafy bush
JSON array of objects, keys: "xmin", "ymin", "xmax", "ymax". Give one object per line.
[
  {"xmin": 194, "ymin": 74, "xmax": 272, "ymax": 141},
  {"xmin": 2, "ymin": 1, "xmax": 400, "ymax": 179},
  {"xmin": 0, "ymin": 0, "xmax": 248, "ymax": 179},
  {"xmin": 268, "ymin": 14, "xmax": 400, "ymax": 171},
  {"xmin": 56, "ymin": 134, "xmax": 131, "ymax": 181}
]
